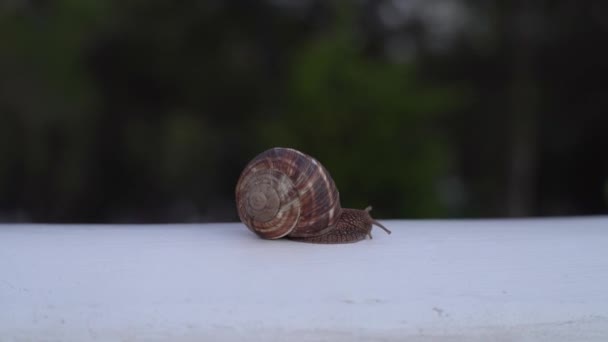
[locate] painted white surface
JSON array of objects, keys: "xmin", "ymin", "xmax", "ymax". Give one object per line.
[{"xmin": 1, "ymin": 218, "xmax": 608, "ymax": 341}]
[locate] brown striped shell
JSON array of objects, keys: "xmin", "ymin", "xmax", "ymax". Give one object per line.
[{"xmin": 235, "ymin": 147, "xmax": 342, "ymax": 239}]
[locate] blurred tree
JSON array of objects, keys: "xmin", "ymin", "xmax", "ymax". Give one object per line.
[
  {"xmin": 0, "ymin": 0, "xmax": 106, "ymax": 221},
  {"xmin": 256, "ymin": 4, "xmax": 465, "ymax": 218},
  {"xmin": 0, "ymin": 0, "xmax": 606, "ymax": 222},
  {"xmin": 424, "ymin": 0, "xmax": 608, "ymax": 216}
]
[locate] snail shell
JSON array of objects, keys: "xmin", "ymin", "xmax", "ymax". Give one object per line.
[
  {"xmin": 235, "ymin": 147, "xmax": 391, "ymax": 243},
  {"xmin": 235, "ymin": 147, "xmax": 341, "ymax": 239}
]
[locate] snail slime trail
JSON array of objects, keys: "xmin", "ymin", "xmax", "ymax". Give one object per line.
[{"xmin": 235, "ymin": 147, "xmax": 391, "ymax": 244}]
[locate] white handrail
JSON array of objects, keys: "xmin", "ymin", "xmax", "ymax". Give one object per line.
[{"xmin": 1, "ymin": 218, "xmax": 608, "ymax": 341}]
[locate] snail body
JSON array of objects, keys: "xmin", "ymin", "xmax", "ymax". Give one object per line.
[{"xmin": 235, "ymin": 147, "xmax": 390, "ymax": 244}]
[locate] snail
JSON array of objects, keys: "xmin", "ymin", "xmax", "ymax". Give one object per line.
[{"xmin": 235, "ymin": 147, "xmax": 391, "ymax": 244}]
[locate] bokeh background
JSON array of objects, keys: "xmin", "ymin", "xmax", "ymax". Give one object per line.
[{"xmin": 1, "ymin": 0, "xmax": 607, "ymax": 223}]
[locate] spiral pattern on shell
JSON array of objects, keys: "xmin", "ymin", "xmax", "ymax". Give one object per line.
[{"xmin": 235, "ymin": 147, "xmax": 342, "ymax": 239}]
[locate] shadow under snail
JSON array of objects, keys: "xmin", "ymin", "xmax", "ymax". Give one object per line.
[{"xmin": 235, "ymin": 147, "xmax": 391, "ymax": 243}]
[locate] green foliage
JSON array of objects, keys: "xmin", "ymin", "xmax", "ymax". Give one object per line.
[
  {"xmin": 257, "ymin": 9, "xmax": 464, "ymax": 218},
  {"xmin": 0, "ymin": 1, "xmax": 107, "ymax": 219},
  {"xmin": 1, "ymin": 1, "xmax": 605, "ymax": 221}
]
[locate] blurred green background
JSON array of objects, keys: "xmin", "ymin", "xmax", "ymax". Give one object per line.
[{"xmin": 1, "ymin": 1, "xmax": 607, "ymax": 223}]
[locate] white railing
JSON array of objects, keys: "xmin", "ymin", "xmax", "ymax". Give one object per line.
[{"xmin": 1, "ymin": 218, "xmax": 608, "ymax": 341}]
